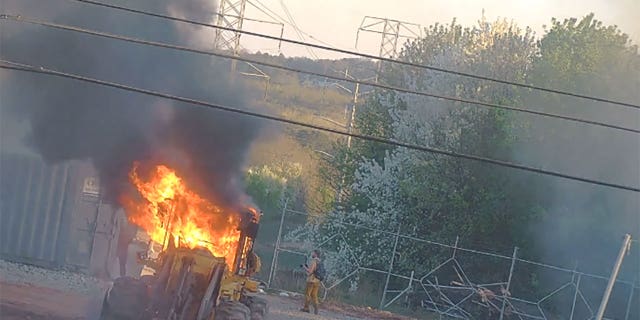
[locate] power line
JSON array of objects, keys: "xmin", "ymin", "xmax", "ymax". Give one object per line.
[
  {"xmin": 1, "ymin": 60, "xmax": 638, "ymax": 193},
  {"xmin": 1, "ymin": 14, "xmax": 637, "ymax": 134},
  {"xmin": 64, "ymin": 0, "xmax": 640, "ymax": 109},
  {"xmin": 282, "ymin": 2, "xmax": 320, "ymax": 59},
  {"xmin": 247, "ymin": 0, "xmax": 281, "ymax": 22},
  {"xmin": 277, "ymin": 0, "xmax": 318, "ymax": 59},
  {"xmin": 249, "ymin": 0, "xmax": 337, "ymax": 49},
  {"xmin": 250, "ymin": 0, "xmax": 327, "ymax": 58}
]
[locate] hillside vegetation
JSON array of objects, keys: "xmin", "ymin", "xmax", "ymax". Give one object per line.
[{"xmin": 242, "ymin": 14, "xmax": 640, "ymax": 318}]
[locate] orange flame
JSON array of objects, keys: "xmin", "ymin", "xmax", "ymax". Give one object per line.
[{"xmin": 121, "ymin": 162, "xmax": 241, "ymax": 267}]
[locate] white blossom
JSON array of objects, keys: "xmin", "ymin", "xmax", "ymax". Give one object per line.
[{"xmin": 285, "ymin": 17, "xmax": 536, "ymax": 283}]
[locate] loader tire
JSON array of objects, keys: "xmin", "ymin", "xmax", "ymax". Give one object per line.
[
  {"xmin": 246, "ymin": 296, "xmax": 268, "ymax": 320},
  {"xmin": 100, "ymin": 277, "xmax": 149, "ymax": 320},
  {"xmin": 215, "ymin": 301, "xmax": 251, "ymax": 320}
]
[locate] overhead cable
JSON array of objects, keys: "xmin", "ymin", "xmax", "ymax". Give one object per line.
[
  {"xmin": 1, "ymin": 60, "xmax": 638, "ymax": 192},
  {"xmin": 64, "ymin": 0, "xmax": 640, "ymax": 109},
  {"xmin": 1, "ymin": 14, "xmax": 637, "ymax": 134}
]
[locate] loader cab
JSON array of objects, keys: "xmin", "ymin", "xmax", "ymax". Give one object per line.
[{"xmin": 232, "ymin": 209, "xmax": 262, "ymax": 276}]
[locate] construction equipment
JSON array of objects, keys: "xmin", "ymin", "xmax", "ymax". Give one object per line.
[{"xmin": 99, "ymin": 209, "xmax": 268, "ymax": 320}]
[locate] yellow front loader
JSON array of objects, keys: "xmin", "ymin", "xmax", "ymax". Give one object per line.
[{"xmin": 99, "ymin": 210, "xmax": 268, "ymax": 320}]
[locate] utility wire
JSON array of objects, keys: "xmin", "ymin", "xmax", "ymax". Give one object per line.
[
  {"xmin": 247, "ymin": 0, "xmax": 282, "ymax": 23},
  {"xmin": 278, "ymin": 0, "xmax": 319, "ymax": 59},
  {"xmin": 249, "ymin": 0, "xmax": 337, "ymax": 49},
  {"xmin": 65, "ymin": 0, "xmax": 640, "ymax": 109},
  {"xmin": 0, "ymin": 60, "xmax": 640, "ymax": 192},
  {"xmin": 1, "ymin": 60, "xmax": 638, "ymax": 193},
  {"xmin": 1, "ymin": 14, "xmax": 637, "ymax": 134}
]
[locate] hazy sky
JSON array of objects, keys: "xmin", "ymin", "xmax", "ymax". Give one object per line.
[{"xmin": 237, "ymin": 0, "xmax": 640, "ymax": 59}]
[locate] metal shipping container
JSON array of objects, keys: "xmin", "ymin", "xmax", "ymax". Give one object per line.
[{"xmin": 0, "ymin": 153, "xmax": 119, "ymax": 275}]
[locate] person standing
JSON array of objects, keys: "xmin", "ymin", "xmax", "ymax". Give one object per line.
[{"xmin": 301, "ymin": 250, "xmax": 321, "ymax": 314}]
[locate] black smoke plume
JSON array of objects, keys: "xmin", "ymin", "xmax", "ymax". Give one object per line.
[{"xmin": 0, "ymin": 0, "xmax": 263, "ymax": 209}]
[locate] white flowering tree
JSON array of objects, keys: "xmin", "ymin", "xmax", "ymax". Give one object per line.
[{"xmin": 290, "ymin": 17, "xmax": 541, "ymax": 290}]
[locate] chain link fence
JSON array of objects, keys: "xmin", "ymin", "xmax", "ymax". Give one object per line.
[{"xmin": 265, "ymin": 204, "xmax": 639, "ymax": 319}]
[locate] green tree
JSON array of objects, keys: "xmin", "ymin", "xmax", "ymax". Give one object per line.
[
  {"xmin": 520, "ymin": 13, "xmax": 640, "ymax": 278},
  {"xmin": 302, "ymin": 17, "xmax": 542, "ymax": 286},
  {"xmin": 245, "ymin": 162, "xmax": 303, "ymax": 217}
]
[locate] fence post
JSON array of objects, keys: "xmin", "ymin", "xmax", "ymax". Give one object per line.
[
  {"xmin": 595, "ymin": 234, "xmax": 632, "ymax": 320},
  {"xmin": 499, "ymin": 246, "xmax": 518, "ymax": 320},
  {"xmin": 267, "ymin": 199, "xmax": 288, "ymax": 288},
  {"xmin": 380, "ymin": 222, "xmax": 402, "ymax": 309}
]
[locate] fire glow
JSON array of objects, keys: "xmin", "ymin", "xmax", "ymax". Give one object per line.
[{"xmin": 122, "ymin": 162, "xmax": 241, "ymax": 267}]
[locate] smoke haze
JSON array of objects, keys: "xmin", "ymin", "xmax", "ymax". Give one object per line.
[
  {"xmin": 514, "ymin": 45, "xmax": 640, "ymax": 280},
  {"xmin": 0, "ymin": 0, "xmax": 263, "ymax": 209}
]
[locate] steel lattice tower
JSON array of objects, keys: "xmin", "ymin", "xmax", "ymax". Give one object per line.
[
  {"xmin": 214, "ymin": 0, "xmax": 248, "ymax": 72},
  {"xmin": 356, "ymin": 16, "xmax": 421, "ymax": 78}
]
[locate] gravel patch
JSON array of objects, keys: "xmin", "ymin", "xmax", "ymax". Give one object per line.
[{"xmin": 0, "ymin": 259, "xmax": 110, "ymax": 295}]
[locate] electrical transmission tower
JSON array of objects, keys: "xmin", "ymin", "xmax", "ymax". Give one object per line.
[
  {"xmin": 214, "ymin": 0, "xmax": 284, "ymax": 97},
  {"xmin": 355, "ymin": 16, "xmax": 421, "ymax": 79},
  {"xmin": 214, "ymin": 0, "xmax": 248, "ymax": 72}
]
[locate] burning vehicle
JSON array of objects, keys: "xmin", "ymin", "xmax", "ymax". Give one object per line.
[
  {"xmin": 100, "ymin": 164, "xmax": 268, "ymax": 320},
  {"xmin": 2, "ymin": 2, "xmax": 271, "ymax": 319}
]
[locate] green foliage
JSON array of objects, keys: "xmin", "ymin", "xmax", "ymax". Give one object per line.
[
  {"xmin": 244, "ymin": 162, "xmax": 303, "ymax": 219},
  {"xmin": 242, "ymin": 55, "xmax": 373, "ymax": 215},
  {"xmin": 289, "ymin": 18, "xmax": 544, "ymax": 292},
  {"xmin": 519, "ymin": 13, "xmax": 640, "ymax": 278},
  {"xmin": 532, "ymin": 13, "xmax": 639, "ymax": 96},
  {"xmin": 299, "ymin": 16, "xmax": 638, "ymax": 315},
  {"xmin": 245, "ymin": 13, "xmax": 638, "ymax": 315},
  {"xmin": 244, "ymin": 162, "xmax": 304, "ymax": 280}
]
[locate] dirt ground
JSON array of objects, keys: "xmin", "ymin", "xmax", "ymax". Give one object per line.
[
  {"xmin": 0, "ymin": 282, "xmax": 95, "ymax": 320},
  {"xmin": 261, "ymin": 294, "xmax": 414, "ymax": 320},
  {"xmin": 0, "ymin": 260, "xmax": 413, "ymax": 320},
  {"xmin": 0, "ymin": 282, "xmax": 410, "ymax": 320}
]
